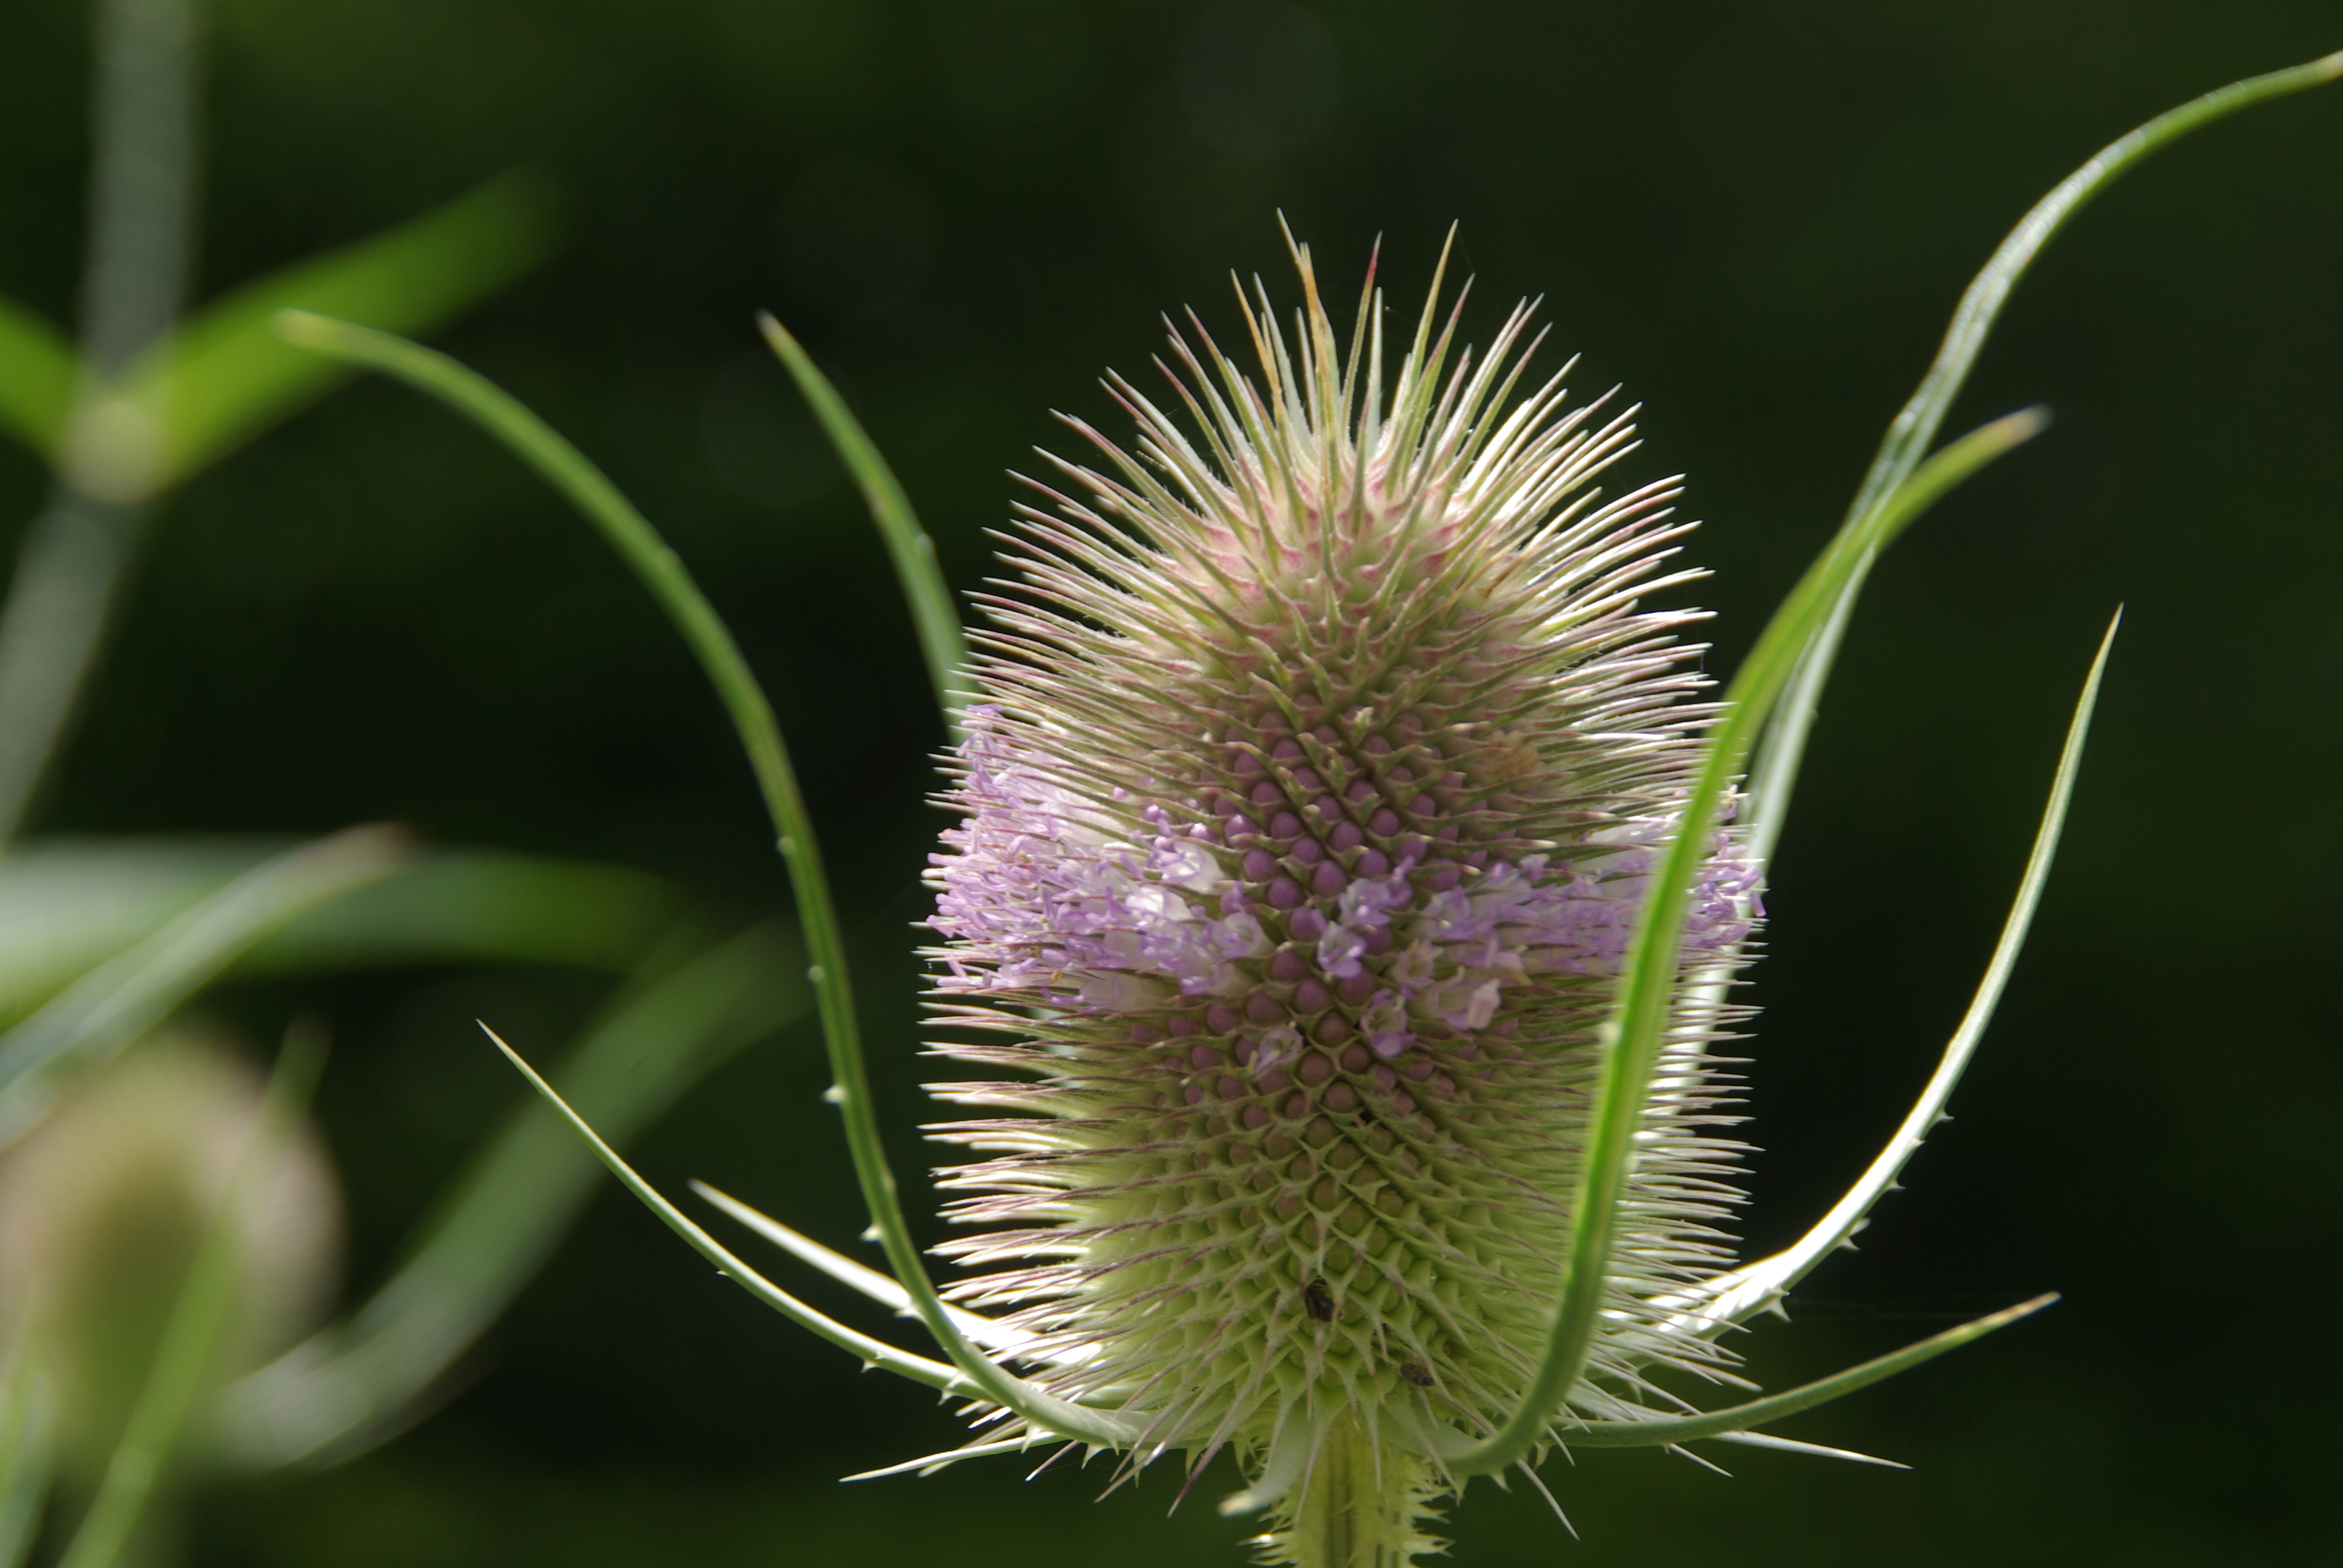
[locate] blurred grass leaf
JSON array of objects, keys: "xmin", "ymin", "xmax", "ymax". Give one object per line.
[
  {"xmin": 0, "ymin": 298, "xmax": 73, "ymax": 460},
  {"xmin": 232, "ymin": 849, "xmax": 681, "ymax": 978},
  {"xmin": 0, "ymin": 1320, "xmax": 53, "ymax": 1568},
  {"xmin": 217, "ymin": 921, "xmax": 813, "ymax": 1468},
  {"xmin": 0, "ymin": 826, "xmax": 410, "ymax": 1148},
  {"xmin": 0, "ymin": 840, "xmax": 684, "ymax": 1028},
  {"xmin": 0, "ymin": 173, "xmax": 554, "ymax": 491},
  {"xmin": 128, "ymin": 171, "xmax": 559, "ymax": 489}
]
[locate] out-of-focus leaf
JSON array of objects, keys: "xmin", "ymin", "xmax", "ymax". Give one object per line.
[
  {"xmin": 0, "ymin": 838, "xmax": 268, "ymax": 1026},
  {"xmin": 125, "ymin": 171, "xmax": 557, "ymax": 489},
  {"xmin": 214, "ymin": 922, "xmax": 812, "ymax": 1469},
  {"xmin": 232, "ymin": 850, "xmax": 682, "ymax": 978},
  {"xmin": 0, "ymin": 827, "xmax": 408, "ymax": 1148},
  {"xmin": 0, "ymin": 840, "xmax": 683, "ymax": 1028},
  {"xmin": 0, "ymin": 1319, "xmax": 54, "ymax": 1568},
  {"xmin": 0, "ymin": 297, "xmax": 73, "ymax": 460}
]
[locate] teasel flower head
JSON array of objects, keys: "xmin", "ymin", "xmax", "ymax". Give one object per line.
[{"xmin": 922, "ymin": 234, "xmax": 1762, "ymax": 1564}]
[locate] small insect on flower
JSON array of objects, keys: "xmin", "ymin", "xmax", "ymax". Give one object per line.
[{"xmin": 921, "ymin": 230, "xmax": 1764, "ymax": 1563}]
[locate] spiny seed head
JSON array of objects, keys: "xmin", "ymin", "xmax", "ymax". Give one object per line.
[{"xmin": 923, "ymin": 234, "xmax": 1759, "ymax": 1562}]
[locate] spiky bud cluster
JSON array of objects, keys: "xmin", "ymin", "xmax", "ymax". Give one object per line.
[{"xmin": 924, "ymin": 241, "xmax": 1759, "ymax": 1563}]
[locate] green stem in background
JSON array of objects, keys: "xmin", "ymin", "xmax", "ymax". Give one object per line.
[
  {"xmin": 1446, "ymin": 47, "xmax": 2342, "ymax": 1480},
  {"xmin": 0, "ymin": 0, "xmax": 200, "ymax": 843},
  {"xmin": 54, "ymin": 1021, "xmax": 327, "ymax": 1568},
  {"xmin": 0, "ymin": 492, "xmax": 140, "ymax": 846},
  {"xmin": 0, "ymin": 1318, "xmax": 54, "ymax": 1568},
  {"xmin": 271, "ymin": 311, "xmax": 1132, "ymax": 1447},
  {"xmin": 0, "ymin": 0, "xmax": 549, "ymax": 849},
  {"xmin": 758, "ymin": 313, "xmax": 972, "ymax": 739}
]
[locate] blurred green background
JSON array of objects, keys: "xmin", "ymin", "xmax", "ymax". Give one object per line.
[{"xmin": 3, "ymin": 0, "xmax": 2340, "ymax": 1563}]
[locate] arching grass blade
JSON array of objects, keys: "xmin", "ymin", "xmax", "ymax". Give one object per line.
[{"xmin": 758, "ymin": 312, "xmax": 971, "ymax": 737}]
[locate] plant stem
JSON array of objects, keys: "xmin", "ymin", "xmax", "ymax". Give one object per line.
[{"xmin": 0, "ymin": 0, "xmax": 202, "ymax": 843}]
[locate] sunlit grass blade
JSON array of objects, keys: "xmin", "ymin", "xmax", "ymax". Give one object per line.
[
  {"xmin": 1452, "ymin": 1295, "xmax": 2059, "ymax": 1453},
  {"xmin": 53, "ymin": 1021, "xmax": 329, "ymax": 1568},
  {"xmin": 271, "ymin": 311, "xmax": 1135, "ymax": 1445},
  {"xmin": 1732, "ymin": 48, "xmax": 2342, "ymax": 864},
  {"xmin": 1740, "ymin": 559, "xmax": 1867, "ymax": 875},
  {"xmin": 839, "ymin": 1435, "xmax": 1052, "ymax": 1484},
  {"xmin": 217, "ymin": 923, "xmax": 812, "ymax": 1467},
  {"xmin": 117, "ymin": 172, "xmax": 555, "ymax": 492},
  {"xmin": 757, "ymin": 312, "xmax": 971, "ymax": 736},
  {"xmin": 1662, "ymin": 612, "xmax": 2119, "ymax": 1339},
  {"xmin": 1706, "ymin": 1431, "xmax": 1904, "ymax": 1469},
  {"xmin": 1441, "ymin": 408, "xmax": 2045, "ymax": 1478},
  {"xmin": 476, "ymin": 1024, "xmax": 988, "ymax": 1400},
  {"xmin": 0, "ymin": 1319, "xmax": 54, "ymax": 1568},
  {"xmin": 0, "ymin": 826, "xmax": 408, "ymax": 1148},
  {"xmin": 0, "ymin": 298, "xmax": 73, "ymax": 459},
  {"xmin": 690, "ymin": 1181, "xmax": 1045, "ymax": 1357}
]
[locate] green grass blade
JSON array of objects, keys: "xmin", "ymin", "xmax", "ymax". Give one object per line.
[
  {"xmin": 271, "ymin": 312, "xmax": 1134, "ymax": 1446},
  {"xmin": 1740, "ymin": 556, "xmax": 1868, "ymax": 875},
  {"xmin": 0, "ymin": 298, "xmax": 74, "ymax": 459},
  {"xmin": 54, "ymin": 1022, "xmax": 329, "ymax": 1568},
  {"xmin": 1470, "ymin": 1294, "xmax": 2060, "ymax": 1452},
  {"xmin": 757, "ymin": 313, "xmax": 971, "ymax": 737},
  {"xmin": 1735, "ymin": 48, "xmax": 2341, "ymax": 862},
  {"xmin": 120, "ymin": 173, "xmax": 555, "ymax": 491},
  {"xmin": 216, "ymin": 923, "xmax": 813, "ymax": 1468},
  {"xmin": 231, "ymin": 849, "xmax": 684, "ymax": 978},
  {"xmin": 477, "ymin": 1025, "xmax": 988, "ymax": 1400},
  {"xmin": 0, "ymin": 1319, "xmax": 54, "ymax": 1568},
  {"xmin": 0, "ymin": 492, "xmax": 142, "ymax": 846},
  {"xmin": 0, "ymin": 838, "xmax": 271, "ymax": 1026},
  {"xmin": 0, "ymin": 841, "xmax": 683, "ymax": 1026},
  {"xmin": 1663, "ymin": 614, "xmax": 2119, "ymax": 1338},
  {"xmin": 1441, "ymin": 410, "xmax": 2045, "ymax": 1478},
  {"xmin": 0, "ymin": 826, "xmax": 409, "ymax": 1148}
]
